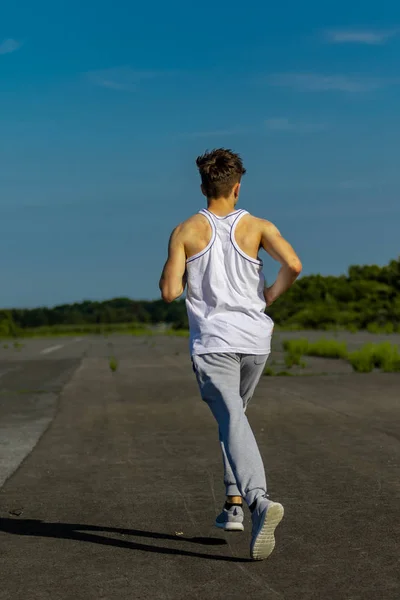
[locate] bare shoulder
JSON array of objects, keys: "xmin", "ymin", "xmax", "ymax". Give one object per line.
[
  {"xmin": 241, "ymin": 214, "xmax": 280, "ymax": 236},
  {"xmin": 185, "ymin": 212, "xmax": 210, "ymax": 227},
  {"xmin": 172, "ymin": 213, "xmax": 210, "ymax": 239},
  {"xmin": 253, "ymin": 217, "xmax": 280, "ymax": 236}
]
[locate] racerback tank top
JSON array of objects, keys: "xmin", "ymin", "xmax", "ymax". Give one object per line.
[{"xmin": 185, "ymin": 208, "xmax": 274, "ymax": 356}]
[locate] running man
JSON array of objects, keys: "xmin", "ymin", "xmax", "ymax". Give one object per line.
[{"xmin": 159, "ymin": 148, "xmax": 302, "ymax": 560}]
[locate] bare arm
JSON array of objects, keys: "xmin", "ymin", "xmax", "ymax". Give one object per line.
[
  {"xmin": 159, "ymin": 225, "xmax": 187, "ymax": 303},
  {"xmin": 259, "ymin": 220, "xmax": 302, "ymax": 306}
]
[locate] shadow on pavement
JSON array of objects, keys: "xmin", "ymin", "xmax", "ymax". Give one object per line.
[{"xmin": 0, "ymin": 517, "xmax": 253, "ymax": 563}]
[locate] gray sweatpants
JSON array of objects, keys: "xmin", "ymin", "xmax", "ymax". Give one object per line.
[{"xmin": 192, "ymin": 352, "xmax": 269, "ymax": 507}]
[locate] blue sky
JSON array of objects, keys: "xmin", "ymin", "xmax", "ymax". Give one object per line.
[{"xmin": 1, "ymin": 0, "xmax": 400, "ymax": 308}]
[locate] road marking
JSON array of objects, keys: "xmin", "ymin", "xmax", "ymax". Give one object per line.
[
  {"xmin": 40, "ymin": 338, "xmax": 83, "ymax": 356},
  {"xmin": 40, "ymin": 345, "xmax": 64, "ymax": 355},
  {"xmin": 0, "ymin": 366, "xmax": 21, "ymax": 380}
]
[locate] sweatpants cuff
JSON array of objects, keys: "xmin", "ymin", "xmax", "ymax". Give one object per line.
[
  {"xmin": 245, "ymin": 488, "xmax": 268, "ymax": 507},
  {"xmin": 225, "ymin": 484, "xmax": 241, "ymax": 497}
]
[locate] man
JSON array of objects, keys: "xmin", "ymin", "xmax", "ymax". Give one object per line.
[{"xmin": 159, "ymin": 148, "xmax": 302, "ymax": 560}]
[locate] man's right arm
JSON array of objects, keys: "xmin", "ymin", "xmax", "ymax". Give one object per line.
[{"xmin": 259, "ymin": 219, "xmax": 302, "ymax": 306}]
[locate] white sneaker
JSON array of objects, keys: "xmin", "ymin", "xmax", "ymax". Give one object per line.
[
  {"xmin": 215, "ymin": 504, "xmax": 244, "ymax": 532},
  {"xmin": 250, "ymin": 498, "xmax": 284, "ymax": 560}
]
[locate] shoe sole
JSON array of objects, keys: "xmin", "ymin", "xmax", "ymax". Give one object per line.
[
  {"xmin": 250, "ymin": 502, "xmax": 284, "ymax": 561},
  {"xmin": 215, "ymin": 520, "xmax": 244, "ymax": 532}
]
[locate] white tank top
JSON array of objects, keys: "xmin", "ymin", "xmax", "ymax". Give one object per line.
[{"xmin": 185, "ymin": 208, "xmax": 274, "ymax": 356}]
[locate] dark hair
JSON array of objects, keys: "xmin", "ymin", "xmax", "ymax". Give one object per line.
[{"xmin": 196, "ymin": 148, "xmax": 246, "ymax": 199}]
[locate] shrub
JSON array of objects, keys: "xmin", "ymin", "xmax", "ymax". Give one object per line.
[
  {"xmin": 109, "ymin": 356, "xmax": 118, "ymax": 372},
  {"xmin": 307, "ymin": 339, "xmax": 348, "ymax": 359},
  {"xmin": 281, "ymin": 337, "xmax": 400, "ymax": 374},
  {"xmin": 367, "ymin": 322, "xmax": 381, "ymax": 334},
  {"xmin": 283, "ymin": 339, "xmax": 309, "ymax": 355},
  {"xmin": 0, "ymin": 311, "xmax": 20, "ymax": 338},
  {"xmin": 283, "ymin": 338, "xmax": 347, "ymax": 360},
  {"xmin": 348, "ymin": 347, "xmax": 375, "ymax": 373},
  {"xmin": 383, "ymin": 322, "xmax": 395, "ymax": 334},
  {"xmin": 372, "ymin": 342, "xmax": 400, "ymax": 372},
  {"xmin": 166, "ymin": 329, "xmax": 190, "ymax": 337},
  {"xmin": 264, "ymin": 367, "xmax": 274, "ymax": 376},
  {"xmin": 346, "ymin": 324, "xmax": 359, "ymax": 334},
  {"xmin": 285, "ymin": 352, "xmax": 302, "ymax": 368},
  {"xmin": 367, "ymin": 322, "xmax": 395, "ymax": 334}
]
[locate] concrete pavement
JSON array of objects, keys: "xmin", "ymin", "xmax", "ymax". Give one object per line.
[{"xmin": 0, "ymin": 335, "xmax": 399, "ymax": 599}]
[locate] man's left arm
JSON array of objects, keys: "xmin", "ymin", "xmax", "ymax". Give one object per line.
[{"xmin": 159, "ymin": 225, "xmax": 187, "ymax": 303}]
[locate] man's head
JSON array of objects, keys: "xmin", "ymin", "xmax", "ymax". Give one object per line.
[{"xmin": 196, "ymin": 148, "xmax": 246, "ymax": 202}]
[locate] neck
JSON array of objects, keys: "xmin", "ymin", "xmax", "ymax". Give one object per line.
[{"xmin": 207, "ymin": 196, "xmax": 237, "ymax": 216}]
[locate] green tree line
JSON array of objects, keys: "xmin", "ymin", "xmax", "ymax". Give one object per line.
[
  {"xmin": 1, "ymin": 257, "xmax": 400, "ymax": 335},
  {"xmin": 0, "ymin": 298, "xmax": 189, "ymax": 333},
  {"xmin": 269, "ymin": 257, "xmax": 400, "ymax": 332}
]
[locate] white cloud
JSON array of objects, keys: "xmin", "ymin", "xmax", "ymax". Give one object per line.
[
  {"xmin": 265, "ymin": 118, "xmax": 327, "ymax": 132},
  {"xmin": 268, "ymin": 73, "xmax": 395, "ymax": 92},
  {"xmin": 0, "ymin": 39, "xmax": 22, "ymax": 55},
  {"xmin": 87, "ymin": 67, "xmax": 165, "ymax": 91},
  {"xmin": 325, "ymin": 29, "xmax": 398, "ymax": 45}
]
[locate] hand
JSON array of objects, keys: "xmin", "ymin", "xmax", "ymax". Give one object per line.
[{"xmin": 263, "ymin": 286, "xmax": 276, "ymax": 307}]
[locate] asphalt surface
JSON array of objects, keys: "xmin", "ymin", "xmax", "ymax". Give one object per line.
[{"xmin": 0, "ymin": 335, "xmax": 399, "ymax": 599}]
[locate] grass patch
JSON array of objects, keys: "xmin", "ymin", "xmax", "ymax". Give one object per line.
[
  {"xmin": 282, "ymin": 338, "xmax": 308, "ymax": 369},
  {"xmin": 283, "ymin": 338, "xmax": 309, "ymax": 355},
  {"xmin": 308, "ymin": 339, "xmax": 348, "ymax": 359},
  {"xmin": 283, "ymin": 338, "xmax": 348, "ymax": 360},
  {"xmin": 130, "ymin": 328, "xmax": 154, "ymax": 336},
  {"xmin": 166, "ymin": 329, "xmax": 190, "ymax": 337},
  {"xmin": 264, "ymin": 367, "xmax": 293, "ymax": 377},
  {"xmin": 367, "ymin": 322, "xmax": 395, "ymax": 335},
  {"xmin": 109, "ymin": 356, "xmax": 118, "ymax": 372},
  {"xmin": 284, "ymin": 337, "xmax": 400, "ymax": 373},
  {"xmin": 284, "ymin": 352, "xmax": 302, "ymax": 368},
  {"xmin": 345, "ymin": 324, "xmax": 359, "ymax": 334},
  {"xmin": 19, "ymin": 323, "xmax": 155, "ymax": 338},
  {"xmin": 282, "ymin": 337, "xmax": 400, "ymax": 374},
  {"xmin": 1, "ymin": 323, "xmax": 189, "ymax": 339},
  {"xmin": 264, "ymin": 367, "xmax": 275, "ymax": 376},
  {"xmin": 348, "ymin": 346, "xmax": 375, "ymax": 373},
  {"xmin": 377, "ymin": 343, "xmax": 400, "ymax": 372},
  {"xmin": 349, "ymin": 342, "xmax": 400, "ymax": 373}
]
